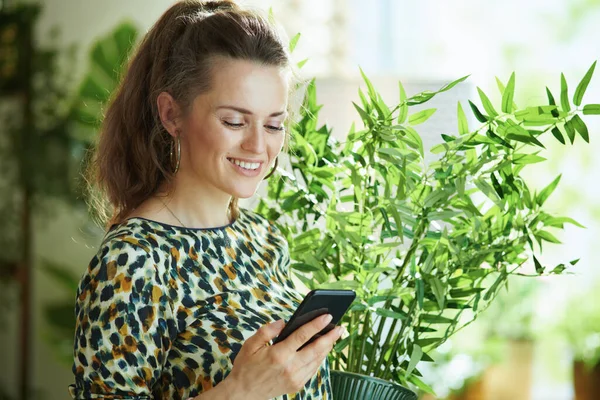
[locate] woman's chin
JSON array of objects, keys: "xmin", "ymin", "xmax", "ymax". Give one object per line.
[{"xmin": 229, "ymin": 185, "xmax": 260, "ymax": 200}]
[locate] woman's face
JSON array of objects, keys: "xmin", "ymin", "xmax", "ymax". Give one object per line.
[{"xmin": 179, "ymin": 58, "xmax": 289, "ymax": 199}]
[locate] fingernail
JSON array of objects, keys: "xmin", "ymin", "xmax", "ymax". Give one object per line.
[
  {"xmin": 322, "ymin": 314, "xmax": 333, "ymax": 323},
  {"xmin": 336, "ymin": 326, "xmax": 344, "ymax": 335}
]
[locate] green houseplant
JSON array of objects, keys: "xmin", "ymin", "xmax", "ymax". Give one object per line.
[
  {"xmin": 256, "ymin": 60, "xmax": 599, "ymax": 396},
  {"xmin": 0, "ymin": 4, "xmax": 91, "ymax": 399}
]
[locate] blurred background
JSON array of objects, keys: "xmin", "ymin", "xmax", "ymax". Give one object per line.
[{"xmin": 0, "ymin": 0, "xmax": 599, "ymax": 399}]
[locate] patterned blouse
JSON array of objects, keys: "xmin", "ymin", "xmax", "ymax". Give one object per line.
[{"xmin": 69, "ymin": 208, "xmax": 332, "ymax": 399}]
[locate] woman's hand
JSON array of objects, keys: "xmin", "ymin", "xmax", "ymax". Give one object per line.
[{"xmin": 222, "ymin": 314, "xmax": 345, "ymax": 400}]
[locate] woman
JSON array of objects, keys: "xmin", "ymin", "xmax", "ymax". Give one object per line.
[{"xmin": 69, "ymin": 1, "xmax": 344, "ymax": 399}]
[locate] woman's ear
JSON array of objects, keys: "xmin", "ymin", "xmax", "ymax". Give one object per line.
[{"xmin": 157, "ymin": 91, "xmax": 183, "ymax": 138}]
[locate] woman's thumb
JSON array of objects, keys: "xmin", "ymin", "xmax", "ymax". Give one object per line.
[{"xmin": 270, "ymin": 318, "xmax": 286, "ymax": 334}]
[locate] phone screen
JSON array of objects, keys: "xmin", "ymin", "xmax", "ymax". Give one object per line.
[{"xmin": 272, "ymin": 289, "xmax": 356, "ymax": 350}]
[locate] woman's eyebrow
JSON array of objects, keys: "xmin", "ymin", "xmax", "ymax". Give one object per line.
[{"xmin": 216, "ymin": 105, "xmax": 286, "ymax": 117}]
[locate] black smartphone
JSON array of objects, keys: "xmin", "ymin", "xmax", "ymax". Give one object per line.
[{"xmin": 272, "ymin": 289, "xmax": 356, "ymax": 350}]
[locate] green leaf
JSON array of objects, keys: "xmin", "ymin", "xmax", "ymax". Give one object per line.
[
  {"xmin": 546, "ymin": 87, "xmax": 556, "ymax": 106},
  {"xmin": 505, "ymin": 126, "xmax": 545, "ymax": 148},
  {"xmin": 408, "ymin": 374, "xmax": 435, "ymax": 395},
  {"xmin": 501, "ymin": 72, "xmax": 516, "ymax": 113},
  {"xmin": 430, "ymin": 277, "xmax": 446, "ymax": 309},
  {"xmin": 512, "ymin": 154, "xmax": 546, "ymax": 165},
  {"xmin": 573, "ymin": 61, "xmax": 596, "ymax": 106},
  {"xmin": 560, "ymin": 73, "xmax": 571, "ymax": 112},
  {"xmin": 409, "ymin": 108, "xmax": 437, "ymax": 125},
  {"xmin": 583, "ymin": 104, "xmax": 600, "ymax": 115},
  {"xmin": 359, "ymin": 67, "xmax": 377, "ymax": 100},
  {"xmin": 296, "ymin": 58, "xmax": 308, "ymax": 69},
  {"xmin": 537, "ymin": 174, "xmax": 561, "ymax": 206},
  {"xmin": 449, "ymin": 287, "xmax": 484, "ymax": 298},
  {"xmin": 320, "ymin": 280, "xmax": 361, "ymax": 290},
  {"xmin": 564, "ymin": 119, "xmax": 576, "ymax": 144},
  {"xmin": 544, "ymin": 216, "xmax": 585, "ymax": 229},
  {"xmin": 438, "ymin": 75, "xmax": 470, "ymax": 93},
  {"xmin": 533, "ymin": 255, "xmax": 544, "ymax": 274},
  {"xmin": 551, "ymin": 127, "xmax": 565, "ymax": 145},
  {"xmin": 289, "ymin": 32, "xmax": 301, "ymax": 52},
  {"xmin": 352, "ymin": 102, "xmax": 373, "ymax": 128},
  {"xmin": 406, "ymin": 344, "xmax": 423, "ymax": 376},
  {"xmin": 551, "ymin": 264, "xmax": 566, "ymax": 274},
  {"xmin": 536, "ymin": 230, "xmax": 561, "ymax": 244},
  {"xmin": 477, "ymin": 87, "xmax": 498, "ymax": 117},
  {"xmin": 398, "ymin": 81, "xmax": 408, "ymax": 123},
  {"xmin": 421, "ymin": 314, "xmax": 454, "ymax": 324},
  {"xmin": 484, "ymin": 271, "xmax": 507, "ymax": 301},
  {"xmin": 469, "ymin": 100, "xmax": 488, "ymax": 123},
  {"xmin": 457, "ymin": 102, "xmax": 469, "ymax": 135},
  {"xmin": 571, "ymin": 114, "xmax": 590, "ymax": 143},
  {"xmin": 403, "ymin": 126, "xmax": 424, "ymax": 157},
  {"xmin": 375, "ymin": 308, "xmax": 407, "ymax": 320}
]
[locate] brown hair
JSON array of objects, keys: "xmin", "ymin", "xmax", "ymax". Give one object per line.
[{"xmin": 85, "ymin": 0, "xmax": 295, "ymax": 228}]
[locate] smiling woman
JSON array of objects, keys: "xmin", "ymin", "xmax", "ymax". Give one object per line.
[{"xmin": 71, "ymin": 1, "xmax": 344, "ymax": 399}]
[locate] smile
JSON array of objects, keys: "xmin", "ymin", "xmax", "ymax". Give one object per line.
[{"xmin": 227, "ymin": 158, "xmax": 261, "ymax": 171}]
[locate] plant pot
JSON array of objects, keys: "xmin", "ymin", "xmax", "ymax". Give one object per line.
[
  {"xmin": 573, "ymin": 360, "xmax": 600, "ymax": 400},
  {"xmin": 330, "ymin": 370, "xmax": 417, "ymax": 400},
  {"xmin": 448, "ymin": 377, "xmax": 484, "ymax": 400},
  {"xmin": 481, "ymin": 339, "xmax": 534, "ymax": 400}
]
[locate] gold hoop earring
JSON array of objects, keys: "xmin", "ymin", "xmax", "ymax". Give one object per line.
[
  {"xmin": 170, "ymin": 134, "xmax": 181, "ymax": 174},
  {"xmin": 263, "ymin": 157, "xmax": 278, "ymax": 180}
]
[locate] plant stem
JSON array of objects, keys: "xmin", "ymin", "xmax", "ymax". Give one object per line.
[
  {"xmin": 355, "ymin": 310, "xmax": 370, "ymax": 373},
  {"xmin": 382, "ymin": 300, "xmax": 416, "ymax": 380},
  {"xmin": 348, "ymin": 310, "xmax": 357, "ymax": 371}
]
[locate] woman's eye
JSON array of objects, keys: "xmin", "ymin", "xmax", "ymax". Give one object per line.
[
  {"xmin": 223, "ymin": 121, "xmax": 244, "ymax": 128},
  {"xmin": 266, "ymin": 125, "xmax": 285, "ymax": 132}
]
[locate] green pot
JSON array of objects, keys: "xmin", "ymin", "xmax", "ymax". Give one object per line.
[{"xmin": 330, "ymin": 370, "xmax": 417, "ymax": 400}]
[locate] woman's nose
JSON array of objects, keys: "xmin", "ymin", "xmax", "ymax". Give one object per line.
[{"xmin": 241, "ymin": 123, "xmax": 267, "ymax": 154}]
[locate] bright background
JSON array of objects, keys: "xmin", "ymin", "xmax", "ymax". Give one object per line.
[{"xmin": 1, "ymin": 0, "xmax": 599, "ymax": 399}]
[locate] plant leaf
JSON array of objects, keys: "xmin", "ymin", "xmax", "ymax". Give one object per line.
[
  {"xmin": 398, "ymin": 81, "xmax": 408, "ymax": 123},
  {"xmin": 289, "ymin": 32, "xmax": 301, "ymax": 52},
  {"xmin": 537, "ymin": 174, "xmax": 561, "ymax": 206},
  {"xmin": 409, "ymin": 108, "xmax": 437, "ymax": 125},
  {"xmin": 583, "ymin": 104, "xmax": 600, "ymax": 115},
  {"xmin": 477, "ymin": 87, "xmax": 498, "ymax": 117},
  {"xmin": 406, "ymin": 344, "xmax": 423, "ymax": 376},
  {"xmin": 564, "ymin": 119, "xmax": 576, "ymax": 144},
  {"xmin": 375, "ymin": 308, "xmax": 407, "ymax": 320},
  {"xmin": 469, "ymin": 100, "xmax": 488, "ymax": 123},
  {"xmin": 533, "ymin": 255, "xmax": 544, "ymax": 274},
  {"xmin": 571, "ymin": 114, "xmax": 590, "ymax": 143},
  {"xmin": 551, "ymin": 127, "xmax": 565, "ymax": 145},
  {"xmin": 560, "ymin": 73, "xmax": 571, "ymax": 112},
  {"xmin": 501, "ymin": 72, "xmax": 516, "ymax": 113},
  {"xmin": 573, "ymin": 61, "xmax": 596, "ymax": 106},
  {"xmin": 430, "ymin": 277, "xmax": 446, "ymax": 309},
  {"xmin": 546, "ymin": 87, "xmax": 556, "ymax": 106},
  {"xmin": 457, "ymin": 102, "xmax": 469, "ymax": 135},
  {"xmin": 536, "ymin": 230, "xmax": 561, "ymax": 244},
  {"xmin": 512, "ymin": 154, "xmax": 546, "ymax": 165}
]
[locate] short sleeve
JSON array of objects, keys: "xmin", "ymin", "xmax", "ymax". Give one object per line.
[{"xmin": 69, "ymin": 238, "xmax": 177, "ymax": 399}]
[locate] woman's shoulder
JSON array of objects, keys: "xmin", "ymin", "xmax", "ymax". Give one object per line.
[{"xmin": 239, "ymin": 208, "xmax": 285, "ymax": 237}]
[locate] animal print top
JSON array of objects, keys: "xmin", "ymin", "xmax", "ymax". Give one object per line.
[{"xmin": 68, "ymin": 208, "xmax": 332, "ymax": 399}]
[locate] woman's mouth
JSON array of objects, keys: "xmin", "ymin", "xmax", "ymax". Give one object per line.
[{"xmin": 227, "ymin": 157, "xmax": 263, "ymax": 177}]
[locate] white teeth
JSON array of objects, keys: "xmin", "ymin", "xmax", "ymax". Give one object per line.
[{"xmin": 229, "ymin": 158, "xmax": 260, "ymax": 170}]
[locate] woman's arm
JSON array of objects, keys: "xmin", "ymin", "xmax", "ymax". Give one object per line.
[{"xmin": 192, "ymin": 376, "xmax": 245, "ymax": 400}]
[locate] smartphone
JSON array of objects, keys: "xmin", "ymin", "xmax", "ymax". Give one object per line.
[{"xmin": 272, "ymin": 289, "xmax": 356, "ymax": 350}]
